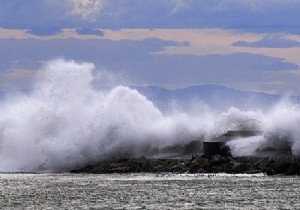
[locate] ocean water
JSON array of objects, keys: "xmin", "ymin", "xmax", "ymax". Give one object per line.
[{"xmin": 0, "ymin": 173, "xmax": 299, "ymax": 209}]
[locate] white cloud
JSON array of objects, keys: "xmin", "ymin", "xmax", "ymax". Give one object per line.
[
  {"xmin": 170, "ymin": 0, "xmax": 190, "ymax": 14},
  {"xmin": 214, "ymin": 0, "xmax": 262, "ymax": 12},
  {"xmin": 213, "ymin": 0, "xmax": 300, "ymax": 12},
  {"xmin": 101, "ymin": 29, "xmax": 300, "ymax": 67},
  {"xmin": 67, "ymin": 0, "xmax": 107, "ymax": 20}
]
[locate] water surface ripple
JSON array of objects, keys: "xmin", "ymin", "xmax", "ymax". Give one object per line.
[{"xmin": 0, "ymin": 173, "xmax": 299, "ymax": 209}]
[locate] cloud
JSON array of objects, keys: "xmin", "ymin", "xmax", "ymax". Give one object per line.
[
  {"xmin": 0, "ymin": 38, "xmax": 298, "ymax": 93},
  {"xmin": 1, "ymin": 1, "xmax": 300, "ymax": 94},
  {"xmin": 212, "ymin": 0, "xmax": 300, "ymax": 12},
  {"xmin": 213, "ymin": 0, "xmax": 262, "ymax": 12},
  {"xmin": 66, "ymin": 0, "xmax": 107, "ymax": 20},
  {"xmin": 170, "ymin": 0, "xmax": 190, "ymax": 14},
  {"xmin": 29, "ymin": 27, "xmax": 62, "ymax": 36},
  {"xmin": 2, "ymin": 28, "xmax": 300, "ymax": 68},
  {"xmin": 233, "ymin": 35, "xmax": 300, "ymax": 48},
  {"xmin": 75, "ymin": 28, "xmax": 104, "ymax": 36},
  {"xmin": 1, "ymin": 0, "xmax": 300, "ymax": 33}
]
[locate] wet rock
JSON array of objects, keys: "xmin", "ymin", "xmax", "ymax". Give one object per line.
[
  {"xmin": 170, "ymin": 163, "xmax": 189, "ymax": 173},
  {"xmin": 285, "ymin": 164, "xmax": 300, "ymax": 175},
  {"xmin": 210, "ymin": 165, "xmax": 223, "ymax": 173},
  {"xmin": 245, "ymin": 170, "xmax": 263, "ymax": 174},
  {"xmin": 273, "ymin": 163, "xmax": 292, "ymax": 175},
  {"xmin": 196, "ymin": 168, "xmax": 208, "ymax": 173},
  {"xmin": 191, "ymin": 157, "xmax": 209, "ymax": 167},
  {"xmin": 106, "ymin": 166, "xmax": 132, "ymax": 173},
  {"xmin": 70, "ymin": 155, "xmax": 300, "ymax": 176},
  {"xmin": 152, "ymin": 164, "xmax": 165, "ymax": 172},
  {"xmin": 222, "ymin": 162, "xmax": 234, "ymax": 173},
  {"xmin": 255, "ymin": 160, "xmax": 268, "ymax": 171},
  {"xmin": 189, "ymin": 156, "xmax": 209, "ymax": 173},
  {"xmin": 232, "ymin": 163, "xmax": 252, "ymax": 174}
]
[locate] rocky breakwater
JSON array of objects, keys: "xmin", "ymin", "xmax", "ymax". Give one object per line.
[{"xmin": 70, "ymin": 155, "xmax": 300, "ymax": 175}]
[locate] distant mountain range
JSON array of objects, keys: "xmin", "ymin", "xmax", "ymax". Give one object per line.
[
  {"xmin": 133, "ymin": 84, "xmax": 298, "ymax": 111},
  {"xmin": 0, "ymin": 85, "xmax": 298, "ymax": 112}
]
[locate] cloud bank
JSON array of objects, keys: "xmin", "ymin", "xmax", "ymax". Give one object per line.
[{"xmin": 66, "ymin": 0, "xmax": 107, "ymax": 20}]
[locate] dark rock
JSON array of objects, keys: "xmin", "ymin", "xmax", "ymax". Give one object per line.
[
  {"xmin": 170, "ymin": 163, "xmax": 189, "ymax": 173},
  {"xmin": 139, "ymin": 156, "xmax": 147, "ymax": 161},
  {"xmin": 70, "ymin": 155, "xmax": 300, "ymax": 176},
  {"xmin": 152, "ymin": 164, "xmax": 165, "ymax": 172},
  {"xmin": 245, "ymin": 170, "xmax": 263, "ymax": 174},
  {"xmin": 189, "ymin": 156, "xmax": 209, "ymax": 173},
  {"xmin": 285, "ymin": 164, "xmax": 300, "ymax": 175},
  {"xmin": 232, "ymin": 163, "xmax": 252, "ymax": 174},
  {"xmin": 210, "ymin": 165, "xmax": 223, "ymax": 173},
  {"xmin": 222, "ymin": 162, "xmax": 234, "ymax": 173},
  {"xmin": 106, "ymin": 166, "xmax": 131, "ymax": 173},
  {"xmin": 196, "ymin": 168, "xmax": 208, "ymax": 173},
  {"xmin": 273, "ymin": 163, "xmax": 292, "ymax": 175},
  {"xmin": 255, "ymin": 161, "xmax": 268, "ymax": 172}
]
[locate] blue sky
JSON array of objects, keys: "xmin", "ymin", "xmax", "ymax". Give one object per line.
[{"xmin": 1, "ymin": 0, "xmax": 300, "ymax": 94}]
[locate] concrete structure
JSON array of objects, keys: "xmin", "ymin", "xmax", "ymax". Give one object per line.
[{"xmin": 203, "ymin": 130, "xmax": 263, "ymax": 157}]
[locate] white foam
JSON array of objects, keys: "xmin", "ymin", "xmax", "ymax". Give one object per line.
[{"xmin": 0, "ymin": 59, "xmax": 299, "ymax": 172}]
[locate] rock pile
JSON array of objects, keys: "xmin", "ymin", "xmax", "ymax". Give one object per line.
[{"xmin": 70, "ymin": 155, "xmax": 300, "ymax": 175}]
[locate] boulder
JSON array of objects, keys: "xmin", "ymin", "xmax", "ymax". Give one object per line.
[
  {"xmin": 189, "ymin": 156, "xmax": 209, "ymax": 173},
  {"xmin": 232, "ymin": 163, "xmax": 253, "ymax": 174}
]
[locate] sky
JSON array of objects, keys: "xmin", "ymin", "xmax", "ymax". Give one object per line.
[{"xmin": 1, "ymin": 0, "xmax": 300, "ymax": 94}]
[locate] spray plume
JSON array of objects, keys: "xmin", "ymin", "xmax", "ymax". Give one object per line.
[{"xmin": 0, "ymin": 59, "xmax": 299, "ymax": 172}]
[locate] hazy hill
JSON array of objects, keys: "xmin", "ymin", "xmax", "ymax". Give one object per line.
[
  {"xmin": 0, "ymin": 85, "xmax": 297, "ymax": 112},
  {"xmin": 134, "ymin": 84, "xmax": 289, "ymax": 111}
]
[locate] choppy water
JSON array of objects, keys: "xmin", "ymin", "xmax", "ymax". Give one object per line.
[{"xmin": 0, "ymin": 173, "xmax": 300, "ymax": 209}]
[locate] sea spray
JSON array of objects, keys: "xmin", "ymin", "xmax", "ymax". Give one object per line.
[
  {"xmin": 0, "ymin": 59, "xmax": 300, "ymax": 172},
  {"xmin": 0, "ymin": 59, "xmax": 210, "ymax": 172}
]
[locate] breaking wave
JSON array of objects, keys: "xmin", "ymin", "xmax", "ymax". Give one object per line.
[{"xmin": 0, "ymin": 59, "xmax": 299, "ymax": 172}]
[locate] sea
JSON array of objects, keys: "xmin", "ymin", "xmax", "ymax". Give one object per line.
[{"xmin": 1, "ymin": 173, "xmax": 299, "ymax": 209}]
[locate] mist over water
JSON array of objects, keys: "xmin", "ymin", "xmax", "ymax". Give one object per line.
[{"xmin": 0, "ymin": 59, "xmax": 300, "ymax": 172}]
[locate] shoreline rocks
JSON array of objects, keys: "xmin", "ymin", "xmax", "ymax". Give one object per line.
[{"xmin": 70, "ymin": 155, "xmax": 300, "ymax": 175}]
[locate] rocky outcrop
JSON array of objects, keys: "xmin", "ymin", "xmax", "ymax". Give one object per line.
[{"xmin": 70, "ymin": 155, "xmax": 300, "ymax": 175}]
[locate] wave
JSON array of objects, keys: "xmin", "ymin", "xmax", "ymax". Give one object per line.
[{"xmin": 0, "ymin": 59, "xmax": 299, "ymax": 172}]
